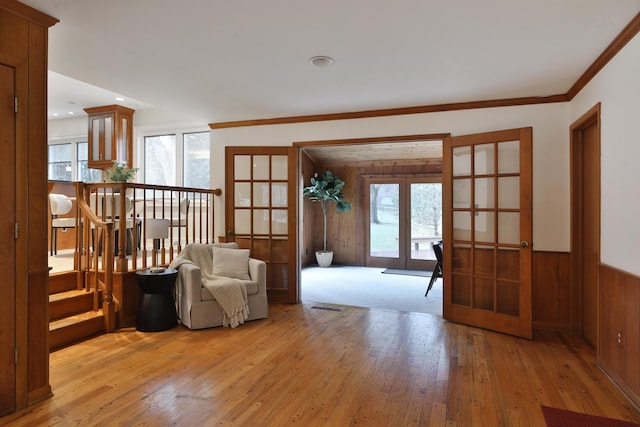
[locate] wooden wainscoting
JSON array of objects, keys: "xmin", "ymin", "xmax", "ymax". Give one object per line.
[
  {"xmin": 533, "ymin": 251, "xmax": 571, "ymax": 330},
  {"xmin": 599, "ymin": 263, "xmax": 640, "ymax": 409}
]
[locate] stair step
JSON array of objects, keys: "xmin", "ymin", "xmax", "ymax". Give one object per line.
[
  {"xmin": 49, "ymin": 271, "xmax": 78, "ymax": 294},
  {"xmin": 50, "ymin": 311, "xmax": 105, "ymax": 351},
  {"xmin": 49, "ymin": 290, "xmax": 96, "ymax": 321}
]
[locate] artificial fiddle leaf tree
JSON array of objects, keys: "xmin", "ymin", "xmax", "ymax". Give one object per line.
[{"xmin": 303, "ymin": 170, "xmax": 352, "ymax": 266}]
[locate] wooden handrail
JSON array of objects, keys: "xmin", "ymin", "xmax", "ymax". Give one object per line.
[{"xmin": 74, "ymin": 182, "xmax": 116, "ymax": 332}]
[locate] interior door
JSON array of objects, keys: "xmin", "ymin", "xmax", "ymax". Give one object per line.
[
  {"xmin": 443, "ymin": 128, "xmax": 532, "ymax": 339},
  {"xmin": 225, "ymin": 146, "xmax": 297, "ymax": 304},
  {"xmin": 0, "ymin": 63, "xmax": 16, "ymax": 416}
]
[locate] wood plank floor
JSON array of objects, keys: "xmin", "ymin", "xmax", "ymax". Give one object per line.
[{"xmin": 2, "ymin": 303, "xmax": 639, "ymax": 426}]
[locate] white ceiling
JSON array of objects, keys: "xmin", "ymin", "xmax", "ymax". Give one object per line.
[{"xmin": 20, "ymin": 0, "xmax": 640, "ymax": 124}]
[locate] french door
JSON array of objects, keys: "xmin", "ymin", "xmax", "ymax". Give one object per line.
[
  {"xmin": 443, "ymin": 128, "xmax": 532, "ymax": 339},
  {"xmin": 366, "ymin": 176, "xmax": 442, "ymax": 271},
  {"xmin": 0, "ymin": 63, "xmax": 16, "ymax": 416},
  {"xmin": 225, "ymin": 146, "xmax": 297, "ymax": 303}
]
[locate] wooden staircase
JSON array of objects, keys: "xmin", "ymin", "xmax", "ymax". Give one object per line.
[{"xmin": 49, "ymin": 272, "xmax": 106, "ymax": 351}]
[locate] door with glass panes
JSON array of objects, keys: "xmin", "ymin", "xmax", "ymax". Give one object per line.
[
  {"xmin": 443, "ymin": 128, "xmax": 532, "ymax": 339},
  {"xmin": 366, "ymin": 176, "xmax": 442, "ymax": 271},
  {"xmin": 225, "ymin": 146, "xmax": 296, "ymax": 303}
]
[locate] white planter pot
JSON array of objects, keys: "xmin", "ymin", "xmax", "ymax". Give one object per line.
[{"xmin": 315, "ymin": 251, "xmax": 333, "ymax": 267}]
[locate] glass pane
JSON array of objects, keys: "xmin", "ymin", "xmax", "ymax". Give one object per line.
[
  {"xmin": 369, "ymin": 183, "xmax": 399, "ymax": 258},
  {"xmin": 497, "ymin": 280, "xmax": 519, "ymax": 316},
  {"xmin": 474, "ymin": 278, "xmax": 495, "ymax": 311},
  {"xmin": 271, "ymin": 155, "xmax": 288, "ymax": 180},
  {"xmin": 234, "ymin": 183, "xmax": 251, "ymax": 207},
  {"xmin": 452, "ymin": 146, "xmax": 471, "ymax": 176},
  {"xmin": 253, "ymin": 183, "xmax": 270, "ymax": 207},
  {"xmin": 253, "ymin": 155, "xmax": 269, "ymax": 180},
  {"xmin": 497, "ymin": 247, "xmax": 519, "ymax": 280},
  {"xmin": 253, "ymin": 209, "xmax": 270, "ymax": 234},
  {"xmin": 77, "ymin": 142, "xmax": 101, "ymax": 182},
  {"xmin": 234, "ymin": 155, "xmax": 251, "ymax": 180},
  {"xmin": 184, "ymin": 131, "xmax": 210, "ymax": 189},
  {"xmin": 48, "ymin": 144, "xmax": 72, "ymax": 181},
  {"xmin": 498, "ymin": 140, "xmax": 519, "ymax": 174},
  {"xmin": 410, "ymin": 183, "xmax": 442, "ymax": 261},
  {"xmin": 91, "ymin": 118, "xmax": 100, "ymax": 161},
  {"xmin": 498, "ymin": 177, "xmax": 519, "ymax": 209},
  {"xmin": 272, "ymin": 183, "xmax": 288, "ymax": 207},
  {"xmin": 498, "ymin": 212, "xmax": 519, "ymax": 245},
  {"xmin": 474, "ymin": 143, "xmax": 494, "ymax": 175},
  {"xmin": 272, "ymin": 209, "xmax": 288, "ymax": 234},
  {"xmin": 144, "ymin": 134, "xmax": 177, "ymax": 186},
  {"xmin": 474, "ymin": 245, "xmax": 494, "ymax": 276},
  {"xmin": 453, "ymin": 211, "xmax": 472, "ymax": 241},
  {"xmin": 234, "ymin": 209, "xmax": 251, "ymax": 234},
  {"xmin": 474, "ymin": 177, "xmax": 494, "ymax": 209},
  {"xmin": 474, "ymin": 212, "xmax": 494, "ymax": 243},
  {"xmin": 119, "ymin": 117, "xmax": 128, "ymax": 163},
  {"xmin": 104, "ymin": 116, "xmax": 112, "ymax": 160},
  {"xmin": 453, "ymin": 178, "xmax": 471, "ymax": 209}
]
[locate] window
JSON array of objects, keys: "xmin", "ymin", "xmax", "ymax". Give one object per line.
[
  {"xmin": 144, "ymin": 134, "xmax": 177, "ymax": 186},
  {"xmin": 48, "ymin": 143, "xmax": 72, "ymax": 181},
  {"xmin": 77, "ymin": 142, "xmax": 102, "ymax": 182},
  {"xmin": 143, "ymin": 130, "xmax": 210, "ymax": 188},
  {"xmin": 48, "ymin": 140, "xmax": 102, "ymax": 182},
  {"xmin": 183, "ymin": 131, "xmax": 210, "ymax": 189}
]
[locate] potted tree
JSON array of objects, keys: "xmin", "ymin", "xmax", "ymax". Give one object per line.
[{"xmin": 303, "ymin": 170, "xmax": 352, "ymax": 267}]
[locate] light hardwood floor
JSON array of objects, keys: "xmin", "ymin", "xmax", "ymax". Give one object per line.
[{"xmin": 2, "ymin": 303, "xmax": 639, "ymax": 426}]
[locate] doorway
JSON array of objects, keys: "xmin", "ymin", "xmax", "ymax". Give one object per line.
[{"xmin": 570, "ymin": 103, "xmax": 601, "ymax": 346}]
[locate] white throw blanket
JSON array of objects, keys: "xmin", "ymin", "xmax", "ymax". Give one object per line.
[{"xmin": 170, "ymin": 244, "xmax": 249, "ymax": 328}]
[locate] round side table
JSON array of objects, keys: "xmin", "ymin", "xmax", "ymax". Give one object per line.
[{"xmin": 135, "ymin": 268, "xmax": 178, "ymax": 332}]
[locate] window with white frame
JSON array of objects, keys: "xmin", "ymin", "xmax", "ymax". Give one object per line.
[
  {"xmin": 77, "ymin": 142, "xmax": 103, "ymax": 182},
  {"xmin": 48, "ymin": 140, "xmax": 102, "ymax": 182},
  {"xmin": 143, "ymin": 130, "xmax": 210, "ymax": 188},
  {"xmin": 144, "ymin": 134, "xmax": 177, "ymax": 186},
  {"xmin": 48, "ymin": 143, "xmax": 72, "ymax": 181},
  {"xmin": 183, "ymin": 131, "xmax": 210, "ymax": 189}
]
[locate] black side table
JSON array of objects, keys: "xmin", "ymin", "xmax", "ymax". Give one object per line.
[{"xmin": 135, "ymin": 268, "xmax": 178, "ymax": 332}]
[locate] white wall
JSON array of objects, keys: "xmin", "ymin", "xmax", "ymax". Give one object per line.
[
  {"xmin": 570, "ymin": 32, "xmax": 640, "ymax": 275},
  {"xmin": 211, "ymin": 103, "xmax": 571, "ymax": 252}
]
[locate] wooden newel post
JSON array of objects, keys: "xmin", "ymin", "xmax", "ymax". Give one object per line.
[{"xmin": 103, "ymin": 223, "xmax": 116, "ymax": 332}]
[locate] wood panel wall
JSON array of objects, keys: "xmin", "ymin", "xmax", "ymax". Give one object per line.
[
  {"xmin": 0, "ymin": 0, "xmax": 58, "ymax": 414},
  {"xmin": 599, "ymin": 263, "xmax": 640, "ymax": 408}
]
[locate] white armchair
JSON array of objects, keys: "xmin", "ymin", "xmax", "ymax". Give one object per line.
[{"xmin": 173, "ymin": 242, "xmax": 268, "ymax": 329}]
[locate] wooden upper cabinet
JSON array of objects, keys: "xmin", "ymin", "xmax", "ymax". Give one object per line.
[{"xmin": 84, "ymin": 105, "xmax": 135, "ymax": 169}]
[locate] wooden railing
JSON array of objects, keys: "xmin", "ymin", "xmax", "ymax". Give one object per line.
[
  {"xmin": 74, "ymin": 182, "xmax": 116, "ymax": 332},
  {"xmin": 76, "ymin": 182, "xmax": 222, "ymax": 273},
  {"xmin": 70, "ymin": 182, "xmax": 221, "ymax": 332}
]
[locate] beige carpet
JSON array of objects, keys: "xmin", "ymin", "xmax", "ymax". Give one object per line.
[{"xmin": 301, "ymin": 265, "xmax": 442, "ymax": 315}]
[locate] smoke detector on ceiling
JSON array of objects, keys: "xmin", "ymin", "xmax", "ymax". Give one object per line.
[{"xmin": 309, "ymin": 56, "xmax": 334, "ymax": 67}]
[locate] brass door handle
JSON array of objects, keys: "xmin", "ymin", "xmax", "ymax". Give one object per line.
[{"xmin": 520, "ymin": 241, "xmax": 529, "ymax": 248}]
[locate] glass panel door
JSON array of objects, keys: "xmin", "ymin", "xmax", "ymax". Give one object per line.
[
  {"xmin": 444, "ymin": 128, "xmax": 532, "ymax": 339},
  {"xmin": 369, "ymin": 183, "xmax": 400, "ymax": 260},
  {"xmin": 226, "ymin": 146, "xmax": 296, "ymax": 303},
  {"xmin": 409, "ymin": 182, "xmax": 442, "ymax": 265},
  {"xmin": 366, "ymin": 177, "xmax": 441, "ymax": 270}
]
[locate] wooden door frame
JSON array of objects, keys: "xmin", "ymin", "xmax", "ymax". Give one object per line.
[{"xmin": 569, "ymin": 102, "xmax": 601, "ymax": 337}]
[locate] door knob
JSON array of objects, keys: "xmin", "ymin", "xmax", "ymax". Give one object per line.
[{"xmin": 520, "ymin": 240, "xmax": 529, "ymax": 248}]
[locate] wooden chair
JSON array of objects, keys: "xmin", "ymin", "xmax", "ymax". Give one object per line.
[{"xmin": 425, "ymin": 240, "xmax": 442, "ymax": 296}]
